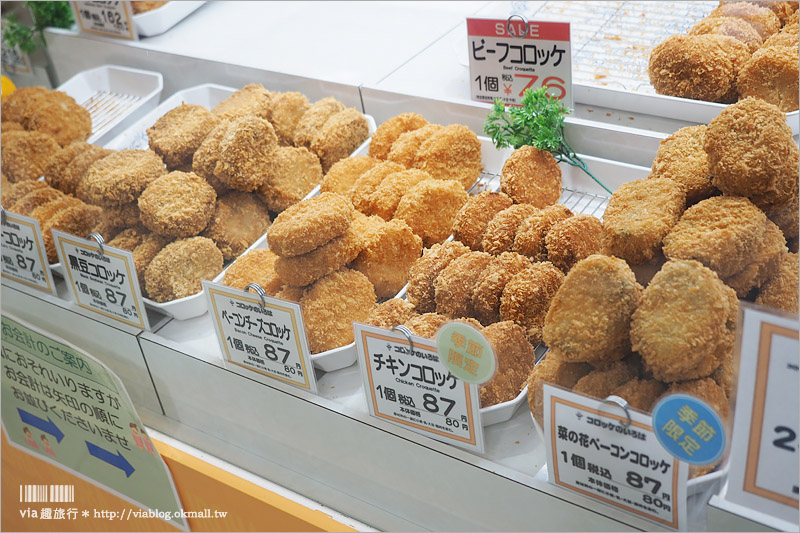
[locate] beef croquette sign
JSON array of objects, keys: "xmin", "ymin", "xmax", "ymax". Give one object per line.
[{"xmin": 467, "ymin": 18, "xmax": 572, "ymax": 108}]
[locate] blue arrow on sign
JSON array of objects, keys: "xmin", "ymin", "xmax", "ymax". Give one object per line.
[
  {"xmin": 86, "ymin": 441, "xmax": 135, "ymax": 478},
  {"xmin": 18, "ymin": 408, "xmax": 65, "ymax": 443}
]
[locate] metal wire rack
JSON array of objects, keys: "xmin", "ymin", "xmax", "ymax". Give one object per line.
[{"xmin": 80, "ymin": 91, "xmax": 143, "ymax": 142}]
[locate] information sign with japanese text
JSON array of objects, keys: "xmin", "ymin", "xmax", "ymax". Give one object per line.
[
  {"xmin": 204, "ymin": 281, "xmax": 317, "ymax": 393},
  {"xmin": 355, "ymin": 323, "xmax": 484, "ymax": 453},
  {"xmin": 436, "ymin": 322, "xmax": 495, "ymax": 384},
  {"xmin": 72, "ymin": 1, "xmax": 137, "ymax": 40},
  {"xmin": 52, "ymin": 230, "xmax": 149, "ymax": 331},
  {"xmin": 723, "ymin": 304, "xmax": 798, "ymax": 526},
  {"xmin": 1, "ymin": 211, "xmax": 56, "ymax": 295},
  {"xmin": 1, "ymin": 314, "xmax": 186, "ymax": 530},
  {"xmin": 543, "ymin": 385, "xmax": 687, "ymax": 530},
  {"xmin": 467, "ymin": 18, "xmax": 572, "ymax": 108}
]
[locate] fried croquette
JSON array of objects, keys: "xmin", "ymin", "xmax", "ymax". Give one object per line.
[
  {"xmin": 394, "ymin": 179, "xmax": 468, "ymax": 247},
  {"xmin": 666, "ymin": 377, "xmax": 730, "ymax": 419},
  {"xmin": 406, "ymin": 241, "xmax": 470, "ymax": 313},
  {"xmin": 412, "ymin": 124, "xmax": 481, "ymax": 190},
  {"xmin": 214, "ymin": 116, "xmax": 279, "ymax": 192},
  {"xmin": 78, "ymin": 149, "xmax": 166, "ymax": 206},
  {"xmin": 501, "ymin": 146, "xmax": 562, "ymax": 207},
  {"xmin": 527, "ymin": 356, "xmax": 594, "ymax": 427},
  {"xmin": 366, "ymin": 169, "xmax": 432, "ymax": 220},
  {"xmin": 107, "ymin": 225, "xmax": 147, "ymax": 251},
  {"xmin": 211, "ymin": 84, "xmax": 271, "ymax": 120},
  {"xmin": 202, "ymin": 191, "xmax": 271, "ymax": 260},
  {"xmin": 259, "ymin": 146, "xmax": 322, "ymax": 212},
  {"xmin": 2, "ymin": 180, "xmax": 47, "ymax": 207},
  {"xmin": 130, "ymin": 1, "xmax": 167, "ymax": 14},
  {"xmin": 366, "ymin": 298, "xmax": 419, "ymax": 330},
  {"xmin": 267, "ymin": 192, "xmax": 354, "ymax": 257},
  {"xmin": 61, "ymin": 145, "xmax": 111, "ymax": 195},
  {"xmin": 1, "ymin": 121, "xmax": 23, "ymax": 133},
  {"xmin": 24, "ymin": 92, "xmax": 91, "ymax": 146},
  {"xmin": 29, "ymin": 196, "xmax": 80, "ymax": 229},
  {"xmin": 350, "ymin": 161, "xmax": 405, "ymax": 213},
  {"xmin": 765, "ymin": 20, "xmax": 799, "ymax": 48},
  {"xmin": 268, "ymin": 91, "xmax": 310, "ymax": 146},
  {"xmin": 41, "ymin": 201, "xmax": 102, "ymax": 263},
  {"xmin": 482, "ymin": 204, "xmax": 539, "ymax": 255},
  {"xmin": 649, "ymin": 126, "xmax": 716, "ymax": 206},
  {"xmin": 108, "ymin": 227, "xmax": 171, "ymax": 289},
  {"xmin": 602, "ymin": 178, "xmax": 687, "ymax": 265},
  {"xmin": 387, "ymin": 124, "xmax": 443, "ymax": 168},
  {"xmin": 500, "ymin": 261, "xmax": 565, "ymax": 344},
  {"xmin": 711, "ymin": 348, "xmax": 735, "ymax": 398},
  {"xmin": 351, "ymin": 218, "xmax": 423, "ymax": 298},
  {"xmin": 222, "ymin": 248, "xmax": 283, "ymax": 294},
  {"xmin": 1, "ymin": 86, "xmax": 47, "ymax": 124},
  {"xmin": 192, "ymin": 119, "xmax": 230, "ymax": 187},
  {"xmin": 472, "ymin": 252, "xmax": 533, "ymax": 325},
  {"xmin": 545, "ymin": 214, "xmax": 604, "ymax": 273},
  {"xmin": 544, "ymin": 255, "xmax": 643, "ymax": 365},
  {"xmin": 648, "ymin": 34, "xmax": 749, "ymax": 103},
  {"xmin": 300, "ymin": 268, "xmax": 376, "ymax": 353},
  {"xmin": 452, "ymin": 191, "xmax": 513, "ymax": 251},
  {"xmin": 275, "ymin": 285, "xmax": 306, "ymax": 302},
  {"xmin": 689, "ymin": 16, "xmax": 764, "ymax": 52},
  {"xmin": 10, "ymin": 187, "xmax": 64, "ymax": 216},
  {"xmin": 368, "ymin": 113, "xmax": 429, "ymax": 160},
  {"xmin": 631, "ymin": 260, "xmax": 737, "ymax": 382},
  {"xmin": 724, "ymin": 219, "xmax": 786, "ymax": 297},
  {"xmin": 293, "ymin": 97, "xmax": 346, "ymax": 149},
  {"xmin": 138, "ymin": 171, "xmax": 216, "ymax": 238},
  {"xmin": 0, "ymin": 173, "xmax": 9, "ymax": 194},
  {"xmin": 274, "ymin": 224, "xmax": 362, "ymax": 286},
  {"xmin": 737, "ymin": 45, "xmax": 799, "ymax": 111},
  {"xmin": 755, "ymin": 251, "xmax": 799, "ymax": 312},
  {"xmin": 402, "ymin": 313, "xmax": 449, "ymax": 339},
  {"xmin": 480, "ymin": 321, "xmax": 537, "ymax": 406},
  {"xmin": 513, "ymin": 204, "xmax": 574, "ymax": 261},
  {"xmin": 434, "ymin": 250, "xmax": 493, "ymax": 319},
  {"xmin": 709, "ymin": 2, "xmax": 780, "ymax": 39},
  {"xmin": 311, "ymin": 108, "xmax": 370, "ymax": 173},
  {"xmin": 144, "ymin": 237, "xmax": 223, "ymax": 302},
  {"xmin": 147, "ymin": 104, "xmax": 218, "ymax": 169},
  {"xmin": 99, "ymin": 202, "xmax": 140, "ymax": 234},
  {"xmin": 573, "ymin": 359, "xmax": 640, "ymax": 400},
  {"xmin": 1, "ymin": 130, "xmax": 61, "ymax": 182},
  {"xmin": 320, "ymin": 155, "xmax": 379, "ymax": 197},
  {"xmin": 744, "ymin": 1, "xmax": 796, "ymax": 25},
  {"xmin": 43, "ymin": 141, "xmax": 92, "ymax": 193},
  {"xmin": 610, "ymin": 379, "xmax": 666, "ymax": 412}
]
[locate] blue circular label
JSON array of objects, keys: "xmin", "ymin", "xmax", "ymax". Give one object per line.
[{"xmin": 651, "ymin": 394, "xmax": 726, "ymax": 465}]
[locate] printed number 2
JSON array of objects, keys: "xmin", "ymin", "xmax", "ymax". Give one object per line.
[{"xmin": 773, "ymin": 426, "xmax": 798, "ymax": 452}]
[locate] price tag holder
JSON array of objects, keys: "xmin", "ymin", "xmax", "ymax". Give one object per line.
[
  {"xmin": 355, "ymin": 323, "xmax": 485, "ymax": 453},
  {"xmin": 1, "ymin": 210, "xmax": 56, "ymax": 295},
  {"xmin": 53, "ymin": 229, "xmax": 149, "ymax": 331},
  {"xmin": 718, "ymin": 303, "xmax": 799, "ymax": 527},
  {"xmin": 72, "ymin": 1, "xmax": 138, "ymax": 40},
  {"xmin": 467, "ymin": 17, "xmax": 572, "ymax": 108},
  {"xmin": 543, "ymin": 384, "xmax": 688, "ymax": 530},
  {"xmin": 204, "ymin": 280, "xmax": 317, "ymax": 393}
]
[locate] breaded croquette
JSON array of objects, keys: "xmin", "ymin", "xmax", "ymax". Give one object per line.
[
  {"xmin": 99, "ymin": 202, "xmax": 140, "ymax": 235},
  {"xmin": 724, "ymin": 219, "xmax": 786, "ymax": 297},
  {"xmin": 40, "ymin": 200, "xmax": 102, "ymax": 263},
  {"xmin": 545, "ymin": 214, "xmax": 604, "ymax": 273},
  {"xmin": 501, "ymin": 146, "xmax": 562, "ymax": 207},
  {"xmin": 366, "ymin": 169, "xmax": 431, "ymax": 221},
  {"xmin": 482, "ymin": 204, "xmax": 539, "ymax": 255},
  {"xmin": 610, "ymin": 379, "xmax": 666, "ymax": 412},
  {"xmin": 573, "ymin": 359, "xmax": 640, "ymax": 400},
  {"xmin": 366, "ymin": 298, "xmax": 419, "ymax": 330},
  {"xmin": 267, "ymin": 192, "xmax": 354, "ymax": 257},
  {"xmin": 500, "ymin": 261, "xmax": 565, "ymax": 344},
  {"xmin": 138, "ymin": 171, "xmax": 216, "ymax": 238},
  {"xmin": 147, "ymin": 104, "xmax": 219, "ymax": 169},
  {"xmin": 737, "ymin": 45, "xmax": 799, "ymax": 112},
  {"xmin": 10, "ymin": 187, "xmax": 65, "ymax": 216},
  {"xmin": 300, "ymin": 268, "xmax": 376, "ymax": 353},
  {"xmin": 1, "ymin": 130, "xmax": 61, "ymax": 182},
  {"xmin": 268, "ymin": 92, "xmax": 310, "ymax": 146},
  {"xmin": 402, "ymin": 312, "xmax": 449, "ymax": 339},
  {"xmin": 394, "ymin": 179, "xmax": 468, "ymax": 247},
  {"xmin": 275, "ymin": 285, "xmax": 307, "ymax": 303},
  {"xmin": 434, "ymin": 250, "xmax": 493, "ymax": 318},
  {"xmin": 25, "ymin": 92, "xmax": 91, "ymax": 146},
  {"xmin": 1, "ymin": 86, "xmax": 47, "ymax": 124},
  {"xmin": 1, "ymin": 121, "xmax": 23, "ymax": 133},
  {"xmin": 211, "ymin": 84, "xmax": 271, "ymax": 120},
  {"xmin": 192, "ymin": 119, "xmax": 230, "ymax": 191},
  {"xmin": 755, "ymin": 251, "xmax": 799, "ymax": 313},
  {"xmin": 666, "ymin": 378, "xmax": 730, "ymax": 419},
  {"xmin": 202, "ymin": 191, "xmax": 271, "ymax": 260},
  {"xmin": 480, "ymin": 321, "xmax": 537, "ymax": 406},
  {"xmin": 472, "ymin": 251, "xmax": 533, "ymax": 325},
  {"xmin": 222, "ymin": 248, "xmax": 283, "ymax": 294},
  {"xmin": 311, "ymin": 108, "xmax": 370, "ymax": 172},
  {"xmin": 527, "ymin": 355, "xmax": 594, "ymax": 427},
  {"xmin": 351, "ymin": 218, "xmax": 422, "ymax": 298},
  {"xmin": 387, "ymin": 124, "xmax": 443, "ymax": 168},
  {"xmin": 293, "ymin": 97, "xmax": 346, "ymax": 149},
  {"xmin": 62, "ymin": 145, "xmax": 111, "ymax": 195},
  {"xmin": 406, "ymin": 241, "xmax": 470, "ymax": 313},
  {"xmin": 78, "ymin": 149, "xmax": 166, "ymax": 206},
  {"xmin": 650, "ymin": 125, "xmax": 716, "ymax": 205},
  {"xmin": 43, "ymin": 141, "xmax": 93, "ymax": 193},
  {"xmin": 544, "ymin": 255, "xmax": 643, "ymax": 365},
  {"xmin": 145, "ymin": 237, "xmax": 223, "ymax": 302},
  {"xmin": 214, "ymin": 116, "xmax": 279, "ymax": 192},
  {"xmin": 689, "ymin": 16, "xmax": 764, "ymax": 52},
  {"xmin": 350, "ymin": 161, "xmax": 405, "ymax": 213},
  {"xmin": 452, "ymin": 191, "xmax": 513, "ymax": 251},
  {"xmin": 108, "ymin": 226, "xmax": 171, "ymax": 289},
  {"xmin": 274, "ymin": 224, "xmax": 362, "ymax": 286},
  {"xmin": 259, "ymin": 146, "xmax": 322, "ymax": 212},
  {"xmin": 413, "ymin": 124, "xmax": 481, "ymax": 190},
  {"xmin": 709, "ymin": 2, "xmax": 780, "ymax": 39},
  {"xmin": 368, "ymin": 113, "xmax": 428, "ymax": 160},
  {"xmin": 320, "ymin": 155, "xmax": 379, "ymax": 197},
  {"xmin": 2, "ymin": 180, "xmax": 48, "ymax": 207},
  {"xmin": 513, "ymin": 204, "xmax": 574, "ymax": 261}
]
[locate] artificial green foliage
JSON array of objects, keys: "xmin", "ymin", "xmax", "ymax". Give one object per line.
[
  {"xmin": 3, "ymin": 1, "xmax": 74, "ymax": 55},
  {"xmin": 484, "ymin": 87, "xmax": 611, "ymax": 193}
]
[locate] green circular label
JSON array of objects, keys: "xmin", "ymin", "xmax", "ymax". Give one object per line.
[{"xmin": 435, "ymin": 322, "xmax": 496, "ymax": 385}]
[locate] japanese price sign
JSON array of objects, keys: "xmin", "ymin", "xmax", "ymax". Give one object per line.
[
  {"xmin": 52, "ymin": 230, "xmax": 149, "ymax": 331},
  {"xmin": 723, "ymin": 303, "xmax": 798, "ymax": 526},
  {"xmin": 652, "ymin": 394, "xmax": 726, "ymax": 465},
  {"xmin": 355, "ymin": 323, "xmax": 485, "ymax": 453},
  {"xmin": 467, "ymin": 17, "xmax": 572, "ymax": 108},
  {"xmin": 1, "ymin": 210, "xmax": 56, "ymax": 295},
  {"xmin": 436, "ymin": 321, "xmax": 495, "ymax": 384},
  {"xmin": 72, "ymin": 1, "xmax": 137, "ymax": 40},
  {"xmin": 543, "ymin": 385, "xmax": 688, "ymax": 530},
  {"xmin": 204, "ymin": 280, "xmax": 317, "ymax": 393},
  {"xmin": 1, "ymin": 314, "xmax": 187, "ymax": 531}
]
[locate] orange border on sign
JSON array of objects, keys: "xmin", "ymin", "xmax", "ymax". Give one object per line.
[
  {"xmin": 361, "ymin": 329, "xmax": 477, "ymax": 446},
  {"xmin": 549, "ymin": 396, "xmax": 680, "ymax": 529},
  {"xmin": 1, "ymin": 214, "xmax": 53, "ymax": 293},
  {"xmin": 72, "ymin": 1, "xmax": 136, "ymax": 40},
  {"xmin": 743, "ymin": 322, "xmax": 799, "ymax": 507}
]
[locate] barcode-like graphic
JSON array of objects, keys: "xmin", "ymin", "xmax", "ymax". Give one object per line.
[{"xmin": 19, "ymin": 485, "xmax": 74, "ymax": 503}]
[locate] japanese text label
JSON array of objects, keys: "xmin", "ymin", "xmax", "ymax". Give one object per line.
[
  {"xmin": 652, "ymin": 394, "xmax": 726, "ymax": 465},
  {"xmin": 355, "ymin": 323, "xmax": 484, "ymax": 453},
  {"xmin": 52, "ymin": 230, "xmax": 149, "ymax": 330},
  {"xmin": 72, "ymin": 1, "xmax": 137, "ymax": 40},
  {"xmin": 467, "ymin": 18, "xmax": 572, "ymax": 107},
  {"xmin": 436, "ymin": 322, "xmax": 495, "ymax": 384},
  {"xmin": 204, "ymin": 281, "xmax": 317, "ymax": 393},
  {"xmin": 543, "ymin": 385, "xmax": 687, "ymax": 530},
  {"xmin": 1, "ymin": 211, "xmax": 56, "ymax": 295}
]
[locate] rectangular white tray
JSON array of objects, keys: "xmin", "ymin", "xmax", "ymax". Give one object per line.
[{"xmin": 133, "ymin": 1, "xmax": 206, "ymax": 37}]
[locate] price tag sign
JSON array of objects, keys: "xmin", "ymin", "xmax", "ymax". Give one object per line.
[
  {"xmin": 355, "ymin": 323, "xmax": 484, "ymax": 453},
  {"xmin": 722, "ymin": 303, "xmax": 798, "ymax": 526},
  {"xmin": 543, "ymin": 385, "xmax": 688, "ymax": 530},
  {"xmin": 1, "ymin": 211, "xmax": 56, "ymax": 295},
  {"xmin": 72, "ymin": 1, "xmax": 137, "ymax": 40},
  {"xmin": 467, "ymin": 17, "xmax": 572, "ymax": 108},
  {"xmin": 53, "ymin": 230, "xmax": 149, "ymax": 331},
  {"xmin": 204, "ymin": 280, "xmax": 317, "ymax": 393},
  {"xmin": 436, "ymin": 322, "xmax": 495, "ymax": 384}
]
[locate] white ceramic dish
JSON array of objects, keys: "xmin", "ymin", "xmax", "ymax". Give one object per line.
[{"xmin": 133, "ymin": 1, "xmax": 206, "ymax": 37}]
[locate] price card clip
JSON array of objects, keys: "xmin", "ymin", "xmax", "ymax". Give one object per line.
[
  {"xmin": 601, "ymin": 395, "xmax": 632, "ymax": 428},
  {"xmin": 86, "ymin": 231, "xmax": 105, "ymax": 257},
  {"xmin": 244, "ymin": 282, "xmax": 268, "ymax": 309},
  {"xmin": 506, "ymin": 13, "xmax": 528, "ymax": 38},
  {"xmin": 390, "ymin": 325, "xmax": 415, "ymax": 355}
]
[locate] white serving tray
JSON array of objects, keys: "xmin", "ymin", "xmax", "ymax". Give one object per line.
[
  {"xmin": 133, "ymin": 1, "xmax": 206, "ymax": 37},
  {"xmin": 57, "ymin": 64, "xmax": 163, "ymax": 147}
]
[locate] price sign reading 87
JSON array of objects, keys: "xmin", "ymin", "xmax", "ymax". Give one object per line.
[
  {"xmin": 467, "ymin": 18, "xmax": 572, "ymax": 108},
  {"xmin": 1, "ymin": 211, "xmax": 55, "ymax": 295}
]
